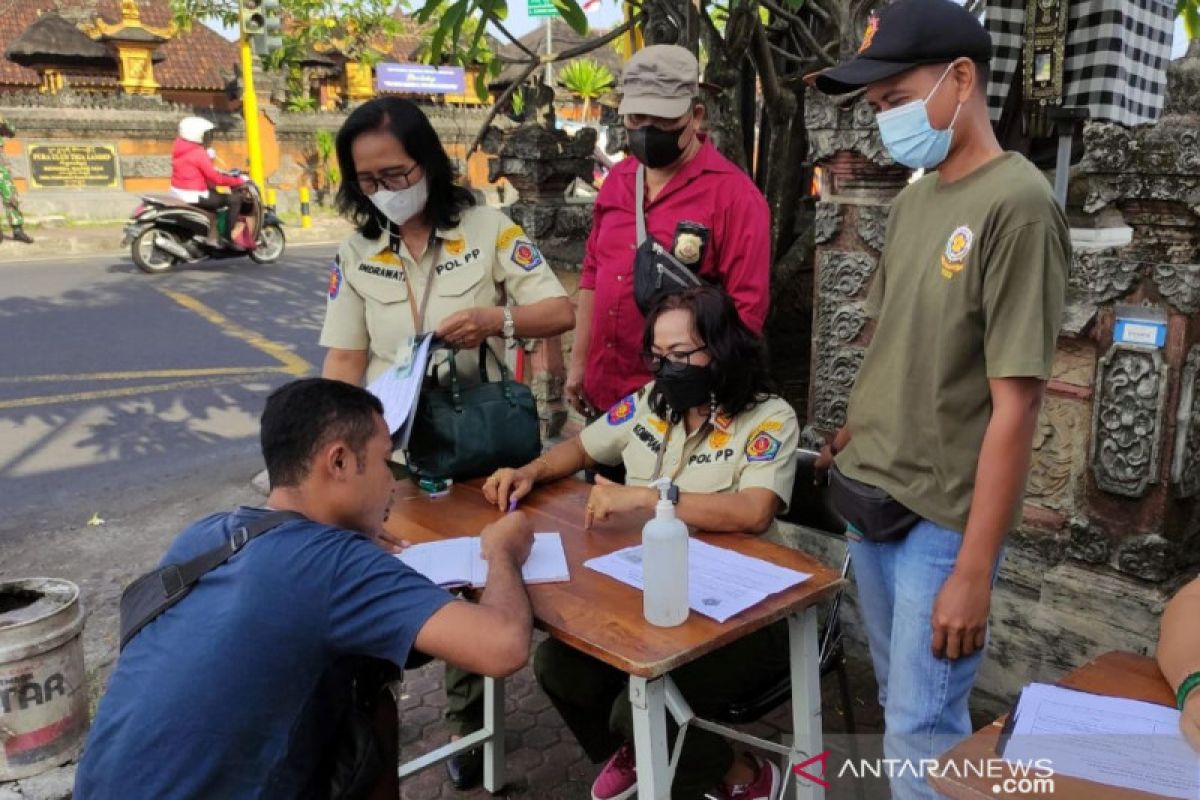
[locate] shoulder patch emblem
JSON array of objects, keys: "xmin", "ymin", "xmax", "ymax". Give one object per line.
[
  {"xmin": 510, "ymin": 238, "xmax": 544, "ymax": 272},
  {"xmin": 497, "ymin": 224, "xmax": 524, "ymax": 251},
  {"xmin": 327, "ymin": 262, "xmax": 342, "ymax": 299},
  {"xmin": 745, "ymin": 420, "xmax": 784, "ymax": 463},
  {"xmin": 607, "ymin": 394, "xmax": 637, "ymax": 426},
  {"xmin": 444, "ymin": 237, "xmax": 466, "ymax": 256},
  {"xmin": 940, "ymin": 225, "xmax": 974, "ymax": 279}
]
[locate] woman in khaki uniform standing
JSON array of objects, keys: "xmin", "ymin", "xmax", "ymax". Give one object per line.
[
  {"xmin": 321, "ymin": 97, "xmax": 573, "ymax": 387},
  {"xmin": 320, "ymin": 97, "xmax": 573, "ymax": 790}
]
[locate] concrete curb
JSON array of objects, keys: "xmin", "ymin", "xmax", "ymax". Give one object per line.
[{"xmin": 3, "ymin": 219, "xmax": 352, "ymax": 265}]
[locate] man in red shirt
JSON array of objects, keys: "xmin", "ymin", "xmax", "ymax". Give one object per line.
[{"xmin": 566, "ymin": 45, "xmax": 771, "ymax": 431}]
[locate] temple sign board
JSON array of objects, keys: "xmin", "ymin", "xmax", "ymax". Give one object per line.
[{"xmin": 28, "ymin": 143, "xmax": 120, "ymax": 190}]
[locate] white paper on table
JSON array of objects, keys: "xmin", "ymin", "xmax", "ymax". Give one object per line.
[
  {"xmin": 366, "ymin": 333, "xmax": 434, "ymax": 448},
  {"xmin": 584, "ymin": 538, "xmax": 811, "ymax": 624},
  {"xmin": 1001, "ymin": 682, "xmax": 1200, "ymax": 799},
  {"xmin": 396, "ymin": 533, "xmax": 570, "ymax": 588}
]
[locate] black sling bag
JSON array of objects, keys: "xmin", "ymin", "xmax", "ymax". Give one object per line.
[{"xmin": 118, "ymin": 510, "xmax": 305, "ymax": 650}]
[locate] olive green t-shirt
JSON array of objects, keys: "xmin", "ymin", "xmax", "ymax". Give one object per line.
[{"xmin": 836, "ymin": 153, "xmax": 1070, "ymax": 533}]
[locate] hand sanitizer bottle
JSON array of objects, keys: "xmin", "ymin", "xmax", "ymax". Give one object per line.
[{"xmin": 642, "ymin": 477, "xmax": 689, "ymax": 627}]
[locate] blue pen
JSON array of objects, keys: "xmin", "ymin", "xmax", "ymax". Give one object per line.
[{"xmin": 507, "ymin": 497, "xmax": 519, "ymax": 513}]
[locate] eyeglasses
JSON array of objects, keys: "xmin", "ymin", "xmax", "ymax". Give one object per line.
[
  {"xmin": 641, "ymin": 346, "xmax": 707, "ymax": 373},
  {"xmin": 356, "ymin": 163, "xmax": 420, "ymax": 195}
]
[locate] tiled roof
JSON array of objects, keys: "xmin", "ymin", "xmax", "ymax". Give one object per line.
[{"xmin": 0, "ymin": 1, "xmax": 237, "ymax": 91}]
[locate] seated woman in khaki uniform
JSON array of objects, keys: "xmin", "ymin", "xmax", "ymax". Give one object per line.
[
  {"xmin": 483, "ymin": 285, "xmax": 798, "ymax": 800},
  {"xmin": 320, "ymin": 96, "xmax": 573, "ymax": 387},
  {"xmin": 320, "ymin": 97, "xmax": 574, "ymax": 790}
]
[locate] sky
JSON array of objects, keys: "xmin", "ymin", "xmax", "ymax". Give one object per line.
[{"xmin": 214, "ymin": 2, "xmax": 1189, "ymax": 59}]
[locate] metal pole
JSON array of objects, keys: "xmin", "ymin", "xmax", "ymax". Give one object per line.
[
  {"xmin": 544, "ymin": 20, "xmax": 553, "ymax": 86},
  {"xmin": 239, "ymin": 38, "xmax": 265, "ymax": 189}
]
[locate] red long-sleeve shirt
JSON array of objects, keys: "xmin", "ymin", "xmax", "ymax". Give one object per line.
[
  {"xmin": 580, "ymin": 136, "xmax": 772, "ymax": 411},
  {"xmin": 170, "ymin": 138, "xmax": 243, "ymax": 193}
]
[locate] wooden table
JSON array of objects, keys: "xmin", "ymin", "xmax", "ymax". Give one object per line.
[
  {"xmin": 930, "ymin": 651, "xmax": 1181, "ymax": 800},
  {"xmin": 386, "ymin": 478, "xmax": 845, "ymax": 799}
]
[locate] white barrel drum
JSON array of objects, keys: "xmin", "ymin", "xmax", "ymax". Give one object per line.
[{"xmin": 0, "ymin": 579, "xmax": 87, "ymax": 780}]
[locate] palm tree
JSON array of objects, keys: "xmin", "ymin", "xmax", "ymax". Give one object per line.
[{"xmin": 557, "ymin": 58, "xmax": 615, "ymax": 122}]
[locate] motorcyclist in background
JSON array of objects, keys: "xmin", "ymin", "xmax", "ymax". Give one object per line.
[{"xmin": 171, "ymin": 117, "xmax": 251, "ymax": 248}]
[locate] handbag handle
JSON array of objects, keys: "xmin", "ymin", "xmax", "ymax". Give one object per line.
[{"xmin": 431, "ymin": 342, "xmax": 516, "ymax": 413}]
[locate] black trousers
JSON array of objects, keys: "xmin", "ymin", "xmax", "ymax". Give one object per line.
[
  {"xmin": 533, "ymin": 621, "xmax": 791, "ymax": 799},
  {"xmin": 194, "ymin": 191, "xmax": 243, "ymax": 237}
]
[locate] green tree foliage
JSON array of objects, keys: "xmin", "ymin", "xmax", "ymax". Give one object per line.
[
  {"xmin": 557, "ymin": 58, "xmax": 615, "ymax": 120},
  {"xmin": 170, "ymin": 0, "xmax": 407, "ymax": 67},
  {"xmin": 1180, "ymin": 0, "xmax": 1200, "ymax": 39}
]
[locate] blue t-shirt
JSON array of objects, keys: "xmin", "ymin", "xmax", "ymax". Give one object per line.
[{"xmin": 76, "ymin": 507, "xmax": 453, "ymax": 800}]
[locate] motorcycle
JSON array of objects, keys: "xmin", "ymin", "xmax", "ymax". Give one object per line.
[{"xmin": 122, "ymin": 174, "xmax": 286, "ymax": 274}]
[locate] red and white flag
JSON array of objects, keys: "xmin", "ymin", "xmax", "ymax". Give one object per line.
[{"xmin": 582, "ymin": 0, "xmax": 602, "ymax": 14}]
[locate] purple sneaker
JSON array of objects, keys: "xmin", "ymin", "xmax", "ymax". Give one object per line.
[
  {"xmin": 591, "ymin": 742, "xmax": 638, "ymax": 800},
  {"xmin": 722, "ymin": 753, "xmax": 781, "ymax": 800}
]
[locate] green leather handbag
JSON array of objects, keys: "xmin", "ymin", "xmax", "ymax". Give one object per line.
[{"xmin": 405, "ymin": 344, "xmax": 542, "ymax": 481}]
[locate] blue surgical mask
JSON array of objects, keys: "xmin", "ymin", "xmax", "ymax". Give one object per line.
[{"xmin": 875, "ymin": 64, "xmax": 962, "ymax": 169}]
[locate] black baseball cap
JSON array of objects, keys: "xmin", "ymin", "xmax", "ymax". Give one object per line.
[{"xmin": 811, "ymin": 0, "xmax": 992, "ymax": 95}]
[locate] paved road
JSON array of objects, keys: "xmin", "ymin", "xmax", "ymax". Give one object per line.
[{"xmin": 0, "ymin": 243, "xmax": 337, "ymax": 543}]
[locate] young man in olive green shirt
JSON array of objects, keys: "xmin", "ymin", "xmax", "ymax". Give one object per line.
[{"xmin": 811, "ymin": 1, "xmax": 1069, "ymax": 797}]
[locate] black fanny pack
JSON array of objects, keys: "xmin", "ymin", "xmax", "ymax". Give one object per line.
[
  {"xmin": 632, "ymin": 163, "xmax": 703, "ymax": 315},
  {"xmin": 827, "ymin": 465, "xmax": 920, "ymax": 543}
]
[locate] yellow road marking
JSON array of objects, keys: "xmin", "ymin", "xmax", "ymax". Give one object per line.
[
  {"xmin": 0, "ymin": 366, "xmax": 292, "ymax": 385},
  {"xmin": 0, "ymin": 289, "xmax": 312, "ymax": 410},
  {"xmin": 0, "ymin": 375, "xmax": 261, "ymax": 410},
  {"xmin": 157, "ymin": 288, "xmax": 311, "ymax": 376}
]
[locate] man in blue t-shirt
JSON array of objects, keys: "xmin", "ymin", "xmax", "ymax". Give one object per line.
[{"xmin": 76, "ymin": 378, "xmax": 536, "ymax": 799}]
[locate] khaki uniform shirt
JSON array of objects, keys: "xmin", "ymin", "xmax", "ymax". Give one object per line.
[
  {"xmin": 319, "ymin": 205, "xmax": 567, "ymax": 384},
  {"xmin": 580, "ymin": 383, "xmax": 800, "ymax": 534},
  {"xmin": 837, "ymin": 153, "xmax": 1070, "ymax": 533}
]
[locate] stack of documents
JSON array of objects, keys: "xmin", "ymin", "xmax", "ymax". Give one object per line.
[
  {"xmin": 397, "ymin": 532, "xmax": 570, "ymax": 588},
  {"xmin": 585, "ymin": 539, "xmax": 811, "ymax": 623},
  {"xmin": 366, "ymin": 332, "xmax": 434, "ymax": 449},
  {"xmin": 1001, "ymin": 682, "xmax": 1200, "ymax": 799}
]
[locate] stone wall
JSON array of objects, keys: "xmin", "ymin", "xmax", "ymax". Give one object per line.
[{"xmin": 0, "ymin": 92, "xmax": 498, "ymax": 220}]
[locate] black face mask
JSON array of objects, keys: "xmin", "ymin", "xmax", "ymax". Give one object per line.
[
  {"xmin": 655, "ymin": 361, "xmax": 713, "ymax": 414},
  {"xmin": 629, "ymin": 123, "xmax": 689, "ymax": 169}
]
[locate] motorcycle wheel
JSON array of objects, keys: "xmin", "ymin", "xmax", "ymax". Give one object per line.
[
  {"xmin": 249, "ymin": 223, "xmax": 286, "ymax": 264},
  {"xmin": 132, "ymin": 228, "xmax": 178, "ymax": 274}
]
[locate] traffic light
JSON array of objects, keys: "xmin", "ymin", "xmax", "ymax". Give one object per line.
[
  {"xmin": 239, "ymin": 0, "xmax": 265, "ymax": 39},
  {"xmin": 261, "ymin": 0, "xmax": 284, "ymax": 53}
]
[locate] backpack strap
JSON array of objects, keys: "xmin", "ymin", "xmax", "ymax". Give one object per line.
[
  {"xmin": 635, "ymin": 162, "xmax": 647, "ymax": 246},
  {"xmin": 119, "ymin": 510, "xmax": 307, "ymax": 650}
]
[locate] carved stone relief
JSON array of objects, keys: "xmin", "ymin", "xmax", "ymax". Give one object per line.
[
  {"xmin": 1050, "ymin": 339, "xmax": 1097, "ymax": 390},
  {"xmin": 818, "ymin": 251, "xmax": 876, "ymax": 298},
  {"xmin": 1069, "ymin": 249, "xmax": 1140, "ymax": 307},
  {"xmin": 814, "ymin": 202, "xmax": 840, "ymax": 245},
  {"xmin": 1152, "ymin": 261, "xmax": 1200, "ymax": 314},
  {"xmin": 856, "ymin": 205, "xmax": 888, "ymax": 253},
  {"xmin": 1090, "ymin": 345, "xmax": 1170, "ymax": 498},
  {"xmin": 1115, "ymin": 534, "xmax": 1177, "ymax": 582},
  {"xmin": 1028, "ymin": 397, "xmax": 1089, "ymax": 513},
  {"xmin": 812, "ymin": 349, "xmax": 865, "ymax": 431},
  {"xmin": 1172, "ymin": 346, "xmax": 1200, "ymax": 498}
]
